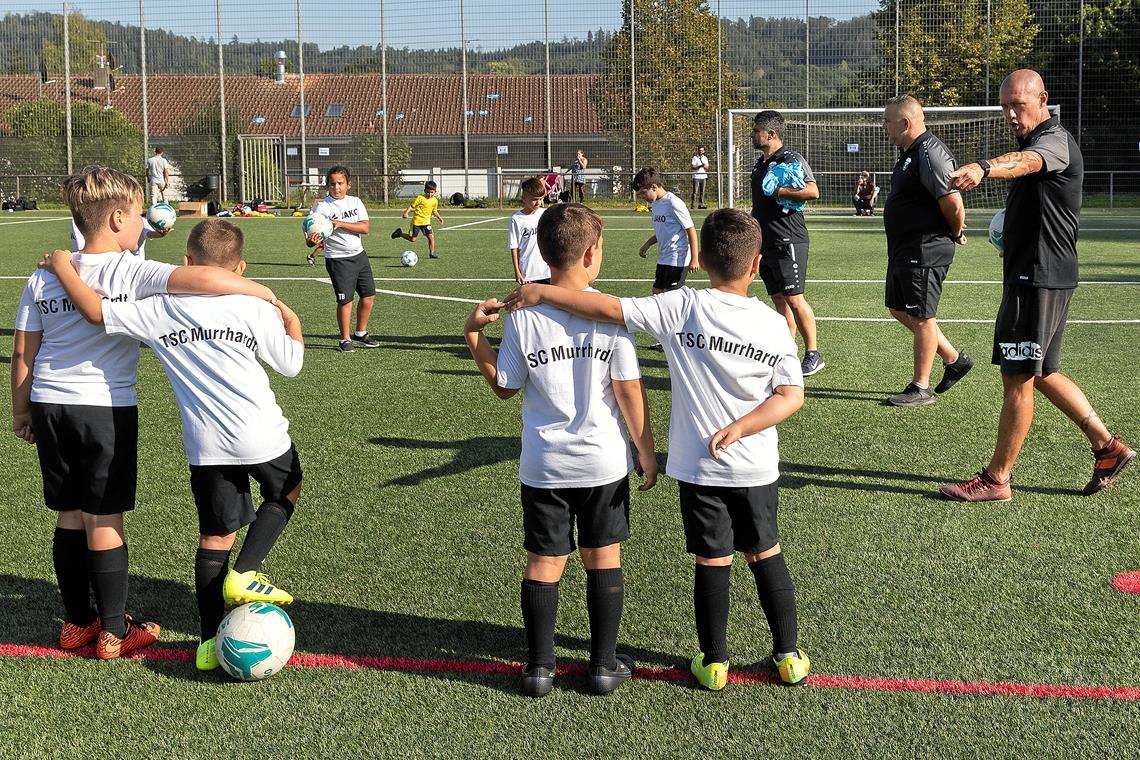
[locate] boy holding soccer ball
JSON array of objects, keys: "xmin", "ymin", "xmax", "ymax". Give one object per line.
[
  {"xmin": 12, "ymin": 167, "xmax": 278, "ymax": 660},
  {"xmin": 43, "ymin": 219, "xmax": 304, "ymax": 672},
  {"xmin": 507, "ymin": 209, "xmax": 810, "ymax": 690},
  {"xmin": 465, "ymin": 203, "xmax": 657, "ymax": 697},
  {"xmin": 305, "ymin": 165, "xmax": 379, "ymax": 353}
]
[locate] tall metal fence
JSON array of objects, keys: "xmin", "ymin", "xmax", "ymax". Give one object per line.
[{"xmin": 1, "ymin": 0, "xmax": 1137, "ymax": 207}]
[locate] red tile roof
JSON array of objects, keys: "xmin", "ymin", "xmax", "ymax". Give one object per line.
[{"xmin": 0, "ymin": 73, "xmax": 603, "ymax": 137}]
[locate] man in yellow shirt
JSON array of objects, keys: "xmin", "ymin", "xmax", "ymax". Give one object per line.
[{"xmin": 393, "ymin": 180, "xmax": 444, "ymax": 259}]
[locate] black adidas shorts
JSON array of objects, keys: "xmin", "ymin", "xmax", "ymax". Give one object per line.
[
  {"xmin": 189, "ymin": 444, "xmax": 303, "ymax": 536},
  {"xmin": 679, "ymin": 480, "xmax": 780, "ymax": 558},
  {"xmin": 759, "ymin": 243, "xmax": 808, "ymax": 296},
  {"xmin": 653, "ymin": 264, "xmax": 688, "ymax": 291},
  {"xmin": 885, "ymin": 264, "xmax": 949, "ymax": 319},
  {"xmin": 991, "ymin": 285, "xmax": 1073, "ymax": 376},
  {"xmin": 521, "ymin": 476, "xmax": 630, "ymax": 556},
  {"xmin": 31, "ymin": 402, "xmax": 138, "ymax": 515},
  {"xmin": 325, "ymin": 251, "xmax": 376, "ymax": 305}
]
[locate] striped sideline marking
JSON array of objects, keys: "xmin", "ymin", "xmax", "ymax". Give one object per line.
[{"xmin": 2, "ymin": 642, "xmax": 1138, "ymax": 701}]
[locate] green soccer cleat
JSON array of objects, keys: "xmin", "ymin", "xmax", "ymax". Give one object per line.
[
  {"xmin": 772, "ymin": 649, "xmax": 811, "ymax": 686},
  {"xmin": 196, "ymin": 638, "xmax": 220, "ymax": 671},
  {"xmin": 690, "ymin": 652, "xmax": 729, "ymax": 691},
  {"xmin": 222, "ymin": 569, "xmax": 294, "ymax": 606}
]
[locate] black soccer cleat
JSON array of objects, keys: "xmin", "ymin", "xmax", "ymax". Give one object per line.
[
  {"xmin": 887, "ymin": 382, "xmax": 936, "ymax": 407},
  {"xmin": 935, "ymin": 352, "xmax": 975, "ymax": 394},
  {"xmin": 588, "ymin": 653, "xmax": 634, "ymax": 695},
  {"xmin": 391, "ymin": 227, "xmax": 403, "ymax": 240},
  {"xmin": 520, "ymin": 663, "xmax": 555, "ymax": 697}
]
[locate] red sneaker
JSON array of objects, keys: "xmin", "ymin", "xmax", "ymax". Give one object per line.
[
  {"xmin": 59, "ymin": 618, "xmax": 101, "ymax": 650},
  {"xmin": 1083, "ymin": 436, "xmax": 1137, "ymax": 496},
  {"xmin": 939, "ymin": 470, "xmax": 1012, "ymax": 502},
  {"xmin": 95, "ymin": 616, "xmax": 161, "ymax": 660}
]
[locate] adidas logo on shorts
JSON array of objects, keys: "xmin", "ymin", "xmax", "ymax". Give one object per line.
[{"xmin": 998, "ymin": 341, "xmax": 1044, "ymax": 361}]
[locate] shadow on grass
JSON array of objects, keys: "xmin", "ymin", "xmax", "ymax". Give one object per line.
[
  {"xmin": 805, "ymin": 386, "xmax": 889, "ymax": 403},
  {"xmin": 779, "ymin": 461, "xmax": 1080, "ymax": 498},
  {"xmin": 370, "ymin": 435, "xmax": 518, "ymax": 485},
  {"xmin": 379, "ymin": 334, "xmax": 477, "ymax": 361},
  {"xmin": 0, "ymin": 574, "xmax": 682, "ymax": 693}
]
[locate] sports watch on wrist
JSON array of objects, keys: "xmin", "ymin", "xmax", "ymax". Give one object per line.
[{"xmin": 976, "ymin": 159, "xmax": 991, "ymax": 179}]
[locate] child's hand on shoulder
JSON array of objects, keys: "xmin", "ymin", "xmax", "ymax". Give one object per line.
[
  {"xmin": 465, "ymin": 298, "xmax": 504, "ymax": 333},
  {"xmin": 38, "ymin": 249, "xmax": 73, "ymax": 275},
  {"xmin": 503, "ymin": 283, "xmax": 545, "ymax": 312}
]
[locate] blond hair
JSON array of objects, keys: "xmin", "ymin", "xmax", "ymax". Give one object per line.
[
  {"xmin": 61, "ymin": 166, "xmax": 144, "ymax": 238},
  {"xmin": 186, "ymin": 219, "xmax": 245, "ymax": 269}
]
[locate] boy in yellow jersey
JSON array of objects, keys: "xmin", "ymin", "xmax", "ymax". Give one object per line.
[{"xmin": 393, "ymin": 180, "xmax": 444, "ymax": 259}]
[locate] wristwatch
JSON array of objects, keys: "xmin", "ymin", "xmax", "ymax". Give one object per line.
[{"xmin": 976, "ymin": 159, "xmax": 991, "ymax": 179}]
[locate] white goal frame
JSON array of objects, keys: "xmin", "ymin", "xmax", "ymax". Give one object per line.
[{"xmin": 725, "ymin": 106, "xmax": 1060, "ymax": 209}]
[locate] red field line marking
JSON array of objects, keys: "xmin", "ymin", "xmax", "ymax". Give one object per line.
[{"xmin": 3, "ymin": 642, "xmax": 1139, "ymax": 701}]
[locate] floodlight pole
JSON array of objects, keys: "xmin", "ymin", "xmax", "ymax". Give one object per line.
[
  {"xmin": 381, "ymin": 0, "xmax": 389, "ymax": 204},
  {"xmin": 460, "ymin": 0, "xmax": 470, "ymax": 197},
  {"xmin": 64, "ymin": 2, "xmax": 73, "ymax": 174},
  {"xmin": 216, "ymin": 0, "xmax": 228, "ymax": 202},
  {"xmin": 629, "ymin": 0, "xmax": 636, "ymax": 194},
  {"xmin": 140, "ymin": 0, "xmax": 149, "ymax": 168},
  {"xmin": 544, "ymin": 0, "xmax": 552, "ymax": 171},
  {"xmin": 297, "ymin": 0, "xmax": 308, "ymax": 190}
]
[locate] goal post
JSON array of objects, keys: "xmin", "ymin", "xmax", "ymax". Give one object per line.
[{"xmin": 726, "ymin": 106, "xmax": 1060, "ymax": 211}]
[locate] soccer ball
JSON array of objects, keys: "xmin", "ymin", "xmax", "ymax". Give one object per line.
[
  {"xmin": 215, "ymin": 602, "xmax": 295, "ymax": 681},
  {"xmin": 146, "ymin": 202, "xmax": 177, "ymax": 231},
  {"xmin": 401, "ymin": 250, "xmax": 418, "ymax": 267},
  {"xmin": 302, "ymin": 212, "xmax": 334, "ymax": 240},
  {"xmin": 988, "ymin": 208, "xmax": 1007, "ymax": 252}
]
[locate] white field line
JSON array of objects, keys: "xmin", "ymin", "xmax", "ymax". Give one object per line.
[
  {"xmin": 0, "ymin": 216, "xmax": 72, "ymax": 226},
  {"xmin": 437, "ymin": 216, "xmax": 511, "ymax": 230},
  {"xmin": 374, "ymin": 288, "xmax": 481, "ymax": 304}
]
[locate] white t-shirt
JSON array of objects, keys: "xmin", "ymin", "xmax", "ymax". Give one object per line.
[
  {"xmin": 619, "ymin": 287, "xmax": 803, "ymax": 487},
  {"xmin": 14, "ymin": 252, "xmax": 176, "ymax": 406},
  {"xmin": 651, "ymin": 192, "xmax": 695, "ymax": 267},
  {"xmin": 691, "ymin": 154, "xmax": 710, "ymax": 180},
  {"xmin": 146, "ymin": 155, "xmax": 170, "ymax": 184},
  {"xmin": 508, "ymin": 207, "xmax": 550, "ymax": 283},
  {"xmin": 311, "ymin": 194, "xmax": 368, "ymax": 259},
  {"xmin": 103, "ymin": 293, "xmax": 302, "ymax": 466},
  {"xmin": 71, "ymin": 218, "xmax": 152, "ymax": 258},
  {"xmin": 496, "ymin": 293, "xmax": 641, "ymax": 489}
]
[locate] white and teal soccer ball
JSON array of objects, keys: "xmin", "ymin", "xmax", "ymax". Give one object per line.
[
  {"xmin": 146, "ymin": 202, "xmax": 177, "ymax": 231},
  {"xmin": 400, "ymin": 250, "xmax": 418, "ymax": 267},
  {"xmin": 215, "ymin": 602, "xmax": 295, "ymax": 681},
  {"xmin": 988, "ymin": 208, "xmax": 1006, "ymax": 252},
  {"xmin": 302, "ymin": 212, "xmax": 333, "ymax": 240}
]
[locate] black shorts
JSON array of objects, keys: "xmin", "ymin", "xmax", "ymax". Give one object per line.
[
  {"xmin": 30, "ymin": 402, "xmax": 138, "ymax": 515},
  {"xmin": 528, "ymin": 278, "xmax": 552, "ymax": 285},
  {"xmin": 189, "ymin": 444, "xmax": 303, "ymax": 536},
  {"xmin": 759, "ymin": 242, "xmax": 808, "ymax": 296},
  {"xmin": 521, "ymin": 476, "xmax": 630, "ymax": 556},
  {"xmin": 885, "ymin": 264, "xmax": 949, "ymax": 319},
  {"xmin": 411, "ymin": 224, "xmax": 433, "ymax": 237},
  {"xmin": 324, "ymin": 252, "xmax": 376, "ymax": 305},
  {"xmin": 991, "ymin": 286, "xmax": 1073, "ymax": 376},
  {"xmin": 679, "ymin": 480, "xmax": 780, "ymax": 558},
  {"xmin": 653, "ymin": 264, "xmax": 688, "ymax": 291}
]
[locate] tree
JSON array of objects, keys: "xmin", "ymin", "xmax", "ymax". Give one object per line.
[
  {"xmin": 594, "ymin": 0, "xmax": 740, "ymax": 185},
  {"xmin": 349, "ymin": 132, "xmax": 412, "ymax": 202},
  {"xmin": 874, "ymin": 0, "xmax": 1039, "ymax": 106}
]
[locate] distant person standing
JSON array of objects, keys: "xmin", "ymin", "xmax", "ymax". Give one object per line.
[
  {"xmin": 690, "ymin": 146, "xmax": 710, "ymax": 209},
  {"xmin": 750, "ymin": 110, "xmax": 824, "ymax": 376},
  {"xmin": 568, "ymin": 151, "xmax": 589, "ymax": 203},
  {"xmin": 881, "ymin": 95, "xmax": 973, "ymax": 408},
  {"xmin": 145, "ymin": 147, "xmax": 171, "ymax": 205},
  {"xmin": 939, "ymin": 69, "xmax": 1135, "ymax": 501}
]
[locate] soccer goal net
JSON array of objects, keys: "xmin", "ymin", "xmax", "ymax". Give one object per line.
[{"xmin": 726, "ymin": 106, "xmax": 1061, "ymax": 212}]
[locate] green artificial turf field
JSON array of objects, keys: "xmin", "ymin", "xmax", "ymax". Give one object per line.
[{"xmin": 0, "ymin": 206, "xmax": 1137, "ymax": 758}]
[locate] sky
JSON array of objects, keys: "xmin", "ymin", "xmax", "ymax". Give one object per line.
[{"xmin": 5, "ymin": 0, "xmax": 877, "ymax": 51}]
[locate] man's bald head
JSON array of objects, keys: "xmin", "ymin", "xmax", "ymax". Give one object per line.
[
  {"xmin": 999, "ymin": 69, "xmax": 1050, "ymax": 138},
  {"xmin": 883, "ymin": 94, "xmax": 926, "ymax": 149}
]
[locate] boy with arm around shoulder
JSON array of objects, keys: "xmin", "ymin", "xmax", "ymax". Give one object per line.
[
  {"xmin": 507, "ymin": 208, "xmax": 811, "ymax": 689},
  {"xmin": 465, "ymin": 203, "xmax": 657, "ymax": 697}
]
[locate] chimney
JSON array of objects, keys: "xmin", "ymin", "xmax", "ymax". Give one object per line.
[{"xmin": 275, "ymin": 50, "xmax": 287, "ymax": 84}]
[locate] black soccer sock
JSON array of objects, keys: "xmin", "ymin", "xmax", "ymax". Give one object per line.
[
  {"xmin": 693, "ymin": 564, "xmax": 731, "ymax": 664},
  {"xmin": 233, "ymin": 500, "xmax": 293, "ymax": 574},
  {"xmin": 89, "ymin": 544, "xmax": 129, "ymax": 639},
  {"xmin": 585, "ymin": 567, "xmax": 624, "ymax": 670},
  {"xmin": 749, "ymin": 553, "xmax": 798, "ymax": 655},
  {"xmin": 520, "ymin": 579, "xmax": 559, "ymax": 670},
  {"xmin": 53, "ymin": 527, "xmax": 96, "ymax": 626},
  {"xmin": 195, "ymin": 548, "xmax": 232, "ymax": 640}
]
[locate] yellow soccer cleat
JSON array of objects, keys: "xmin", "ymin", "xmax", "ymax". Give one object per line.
[
  {"xmin": 773, "ymin": 649, "xmax": 811, "ymax": 686},
  {"xmin": 222, "ymin": 569, "xmax": 294, "ymax": 606},
  {"xmin": 690, "ymin": 652, "xmax": 729, "ymax": 691},
  {"xmin": 197, "ymin": 638, "xmax": 220, "ymax": 671}
]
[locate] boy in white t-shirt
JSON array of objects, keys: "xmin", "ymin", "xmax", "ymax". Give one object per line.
[
  {"xmin": 45, "ymin": 219, "xmax": 304, "ymax": 672},
  {"xmin": 507, "ymin": 209, "xmax": 810, "ymax": 690},
  {"xmin": 304, "ymin": 165, "xmax": 379, "ymax": 353},
  {"xmin": 11, "ymin": 167, "xmax": 277, "ymax": 660},
  {"xmin": 632, "ymin": 167, "xmax": 700, "ymax": 295},
  {"xmin": 465, "ymin": 203, "xmax": 657, "ymax": 697},
  {"xmin": 508, "ymin": 177, "xmax": 550, "ymax": 285},
  {"xmin": 71, "ymin": 216, "xmax": 167, "ymax": 258}
]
